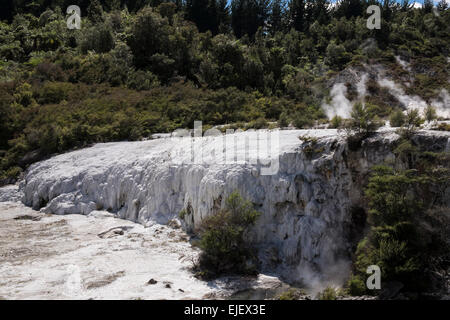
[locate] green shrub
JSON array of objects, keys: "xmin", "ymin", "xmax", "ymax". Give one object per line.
[
  {"xmin": 433, "ymin": 123, "xmax": 450, "ymax": 131},
  {"xmin": 389, "ymin": 110, "xmax": 405, "ymax": 127},
  {"xmin": 36, "ymin": 82, "xmax": 71, "ymax": 104},
  {"xmin": 80, "ymin": 23, "xmax": 115, "ymax": 54},
  {"xmin": 329, "ymin": 115, "xmax": 343, "ymax": 129},
  {"xmin": 126, "ymin": 70, "xmax": 160, "ymax": 91},
  {"xmin": 196, "ymin": 191, "xmax": 261, "ymax": 279},
  {"xmin": 278, "ymin": 111, "xmax": 289, "ymax": 127},
  {"xmin": 293, "ymin": 112, "xmax": 313, "ymax": 129},
  {"xmin": 300, "ymin": 135, "xmax": 324, "ymax": 159},
  {"xmin": 325, "ymin": 41, "xmax": 351, "ymax": 70},
  {"xmin": 397, "ymin": 109, "xmax": 424, "ymax": 138},
  {"xmin": 277, "ymin": 288, "xmax": 307, "ymax": 300},
  {"xmin": 179, "ymin": 208, "xmax": 187, "ymax": 220},
  {"xmin": 354, "ymin": 160, "xmax": 450, "ymax": 292},
  {"xmin": 424, "ymin": 105, "xmax": 437, "ymax": 123},
  {"xmin": 317, "ymin": 287, "xmax": 337, "ymax": 300},
  {"xmin": 248, "ymin": 117, "xmax": 268, "ymax": 129},
  {"xmin": 346, "ymin": 103, "xmax": 382, "ymax": 137},
  {"xmin": 13, "ymin": 83, "xmax": 35, "ymax": 107},
  {"xmin": 347, "ymin": 275, "xmax": 367, "ymax": 296},
  {"xmin": 0, "ymin": 166, "xmax": 22, "ymax": 184},
  {"xmin": 393, "ymin": 139, "xmax": 418, "ymax": 165}
]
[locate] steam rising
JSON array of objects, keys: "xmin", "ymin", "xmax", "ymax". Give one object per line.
[
  {"xmin": 377, "ymin": 78, "xmax": 428, "ymax": 114},
  {"xmin": 322, "ymin": 83, "xmax": 352, "ymax": 119},
  {"xmin": 296, "ymin": 259, "xmax": 352, "ymax": 296},
  {"xmin": 322, "ymin": 72, "xmax": 368, "ymax": 119},
  {"xmin": 356, "ymin": 73, "xmax": 368, "ymax": 99},
  {"xmin": 322, "ymin": 60, "xmax": 450, "ymax": 120},
  {"xmin": 395, "ymin": 56, "xmax": 411, "ymax": 72},
  {"xmin": 431, "ymin": 89, "xmax": 450, "ymax": 118}
]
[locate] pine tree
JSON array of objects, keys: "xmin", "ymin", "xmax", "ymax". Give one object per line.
[
  {"xmin": 217, "ymin": 0, "xmax": 231, "ymax": 33},
  {"xmin": 231, "ymin": 0, "xmax": 270, "ymax": 38},
  {"xmin": 186, "ymin": 0, "xmax": 219, "ymax": 33},
  {"xmin": 269, "ymin": 0, "xmax": 286, "ymax": 34},
  {"xmin": 87, "ymin": 0, "xmax": 104, "ymax": 23},
  {"xmin": 423, "ymin": 0, "xmax": 434, "ymax": 13},
  {"xmin": 334, "ymin": 0, "xmax": 364, "ymax": 19},
  {"xmin": 437, "ymin": 0, "xmax": 449, "ymax": 11},
  {"xmin": 289, "ymin": 0, "xmax": 306, "ymax": 32},
  {"xmin": 305, "ymin": 0, "xmax": 330, "ymax": 26}
]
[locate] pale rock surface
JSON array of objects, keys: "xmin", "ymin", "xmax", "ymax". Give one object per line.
[
  {"xmin": 0, "ymin": 201, "xmax": 211, "ymax": 299},
  {"xmin": 0, "ymin": 200, "xmax": 291, "ymax": 299},
  {"xmin": 18, "ymin": 129, "xmax": 450, "ymax": 288}
]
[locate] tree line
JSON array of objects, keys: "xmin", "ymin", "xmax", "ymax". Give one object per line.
[
  {"xmin": 0, "ymin": 0, "xmax": 449, "ymax": 183},
  {"xmin": 3, "ymin": 0, "xmax": 449, "ymax": 38}
]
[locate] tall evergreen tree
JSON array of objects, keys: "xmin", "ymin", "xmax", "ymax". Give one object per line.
[
  {"xmin": 269, "ymin": 0, "xmax": 286, "ymax": 34},
  {"xmin": 289, "ymin": 0, "xmax": 306, "ymax": 32},
  {"xmin": 422, "ymin": 0, "xmax": 434, "ymax": 13},
  {"xmin": 334, "ymin": 0, "xmax": 364, "ymax": 19},
  {"xmin": 437, "ymin": 0, "xmax": 449, "ymax": 11},
  {"xmin": 231, "ymin": 0, "xmax": 270, "ymax": 38},
  {"xmin": 1, "ymin": 0, "xmax": 14, "ymax": 22},
  {"xmin": 305, "ymin": 0, "xmax": 330, "ymax": 26},
  {"xmin": 87, "ymin": 0, "xmax": 104, "ymax": 23},
  {"xmin": 217, "ymin": 0, "xmax": 231, "ymax": 33},
  {"xmin": 186, "ymin": 0, "xmax": 219, "ymax": 33},
  {"xmin": 399, "ymin": 0, "xmax": 414, "ymax": 11}
]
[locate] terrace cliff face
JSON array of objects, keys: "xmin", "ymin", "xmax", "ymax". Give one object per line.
[{"xmin": 20, "ymin": 129, "xmax": 450, "ymax": 287}]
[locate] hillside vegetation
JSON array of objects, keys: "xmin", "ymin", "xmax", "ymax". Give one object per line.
[{"xmin": 1, "ymin": 0, "xmax": 449, "ymax": 182}]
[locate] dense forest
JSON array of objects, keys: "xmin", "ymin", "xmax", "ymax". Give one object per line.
[{"xmin": 0, "ymin": 0, "xmax": 449, "ymax": 182}]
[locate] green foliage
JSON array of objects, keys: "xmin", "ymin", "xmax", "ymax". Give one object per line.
[
  {"xmin": 389, "ymin": 110, "xmax": 406, "ymax": 128},
  {"xmin": 277, "ymin": 288, "xmax": 307, "ymax": 300},
  {"xmin": 126, "ymin": 70, "xmax": 160, "ymax": 91},
  {"xmin": 13, "ymin": 82, "xmax": 35, "ymax": 107},
  {"xmin": 87, "ymin": 0, "xmax": 105, "ymax": 23},
  {"xmin": 434, "ymin": 123, "xmax": 450, "ymax": 131},
  {"xmin": 329, "ymin": 115, "xmax": 343, "ymax": 129},
  {"xmin": 346, "ymin": 275, "xmax": 366, "ymax": 296},
  {"xmin": 0, "ymin": 3, "xmax": 449, "ymax": 184},
  {"xmin": 179, "ymin": 209, "xmax": 187, "ymax": 220},
  {"xmin": 347, "ymin": 103, "xmax": 382, "ymax": 136},
  {"xmin": 354, "ymin": 155, "xmax": 450, "ymax": 292},
  {"xmin": 293, "ymin": 111, "xmax": 313, "ymax": 129},
  {"xmin": 397, "ymin": 108, "xmax": 424, "ymax": 138},
  {"xmin": 35, "ymin": 82, "xmax": 71, "ymax": 104},
  {"xmin": 300, "ymin": 135, "xmax": 324, "ymax": 159},
  {"xmin": 393, "ymin": 139, "xmax": 419, "ymax": 167},
  {"xmin": 365, "ymin": 166, "xmax": 423, "ymax": 225},
  {"xmin": 326, "ymin": 40, "xmax": 351, "ymax": 70},
  {"xmin": 80, "ymin": 23, "xmax": 115, "ymax": 54},
  {"xmin": 196, "ymin": 191, "xmax": 261, "ymax": 278},
  {"xmin": 278, "ymin": 111, "xmax": 289, "ymax": 127},
  {"xmin": 0, "ymin": 166, "xmax": 22, "ymax": 183},
  {"xmin": 345, "ymin": 103, "xmax": 382, "ymax": 150},
  {"xmin": 424, "ymin": 105, "xmax": 437, "ymax": 123},
  {"xmin": 247, "ymin": 117, "xmax": 268, "ymax": 129},
  {"xmin": 317, "ymin": 287, "xmax": 337, "ymax": 300}
]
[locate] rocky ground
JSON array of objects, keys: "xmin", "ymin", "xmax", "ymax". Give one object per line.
[
  {"xmin": 0, "ymin": 187, "xmax": 293, "ymax": 300},
  {"xmin": 0, "ymin": 197, "xmax": 209, "ymax": 299},
  {"xmin": 2, "ymin": 127, "xmax": 448, "ymax": 300}
]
